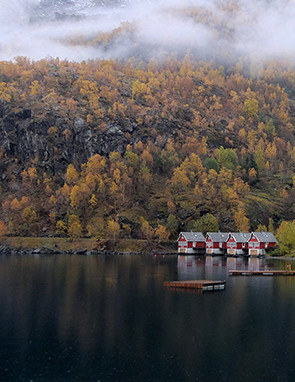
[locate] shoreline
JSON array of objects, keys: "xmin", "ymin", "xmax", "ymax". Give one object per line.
[
  {"xmin": 0, "ymin": 245, "xmax": 292, "ymax": 260},
  {"xmin": 0, "ymin": 246, "xmax": 178, "ymax": 256},
  {"xmin": 0, "ymin": 237, "xmax": 292, "ymax": 259},
  {"xmin": 0, "ymin": 236, "xmax": 178, "ymax": 256},
  {"xmin": 0, "ymin": 236, "xmax": 177, "ymax": 255},
  {"xmin": 268, "ymin": 256, "xmax": 295, "ymax": 260}
]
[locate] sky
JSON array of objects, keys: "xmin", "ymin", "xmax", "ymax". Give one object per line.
[{"xmin": 0, "ymin": 0, "xmax": 295, "ymax": 62}]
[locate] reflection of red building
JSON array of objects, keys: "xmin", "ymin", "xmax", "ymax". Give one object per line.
[
  {"xmin": 248, "ymin": 231, "xmax": 277, "ymax": 256},
  {"xmin": 177, "ymin": 255, "xmax": 204, "ymax": 270},
  {"xmin": 177, "ymin": 232, "xmax": 206, "ymax": 254},
  {"xmin": 206, "ymin": 232, "xmax": 229, "ymax": 255},
  {"xmin": 226, "ymin": 233, "xmax": 251, "ymax": 256}
]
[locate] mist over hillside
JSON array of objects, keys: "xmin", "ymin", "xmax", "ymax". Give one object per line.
[{"xmin": 0, "ymin": 0, "xmax": 295, "ymax": 63}]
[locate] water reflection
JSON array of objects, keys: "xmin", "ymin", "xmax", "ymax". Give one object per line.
[
  {"xmin": 0, "ymin": 254, "xmax": 295, "ymax": 381},
  {"xmin": 177, "ymin": 255, "xmax": 282, "ymax": 279}
]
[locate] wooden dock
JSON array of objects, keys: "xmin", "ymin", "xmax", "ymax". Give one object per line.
[
  {"xmin": 229, "ymin": 270, "xmax": 295, "ymax": 276},
  {"xmin": 163, "ymin": 280, "xmax": 226, "ymax": 291}
]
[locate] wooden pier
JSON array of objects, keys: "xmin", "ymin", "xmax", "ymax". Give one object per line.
[
  {"xmin": 163, "ymin": 280, "xmax": 226, "ymax": 291},
  {"xmin": 229, "ymin": 270, "xmax": 295, "ymax": 276}
]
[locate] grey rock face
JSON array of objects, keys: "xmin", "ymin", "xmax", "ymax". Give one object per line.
[{"xmin": 0, "ymin": 104, "xmax": 133, "ymax": 178}]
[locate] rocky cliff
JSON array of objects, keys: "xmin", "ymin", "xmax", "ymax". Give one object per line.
[{"xmin": 0, "ymin": 102, "xmax": 153, "ymax": 180}]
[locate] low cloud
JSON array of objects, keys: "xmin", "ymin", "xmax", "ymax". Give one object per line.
[{"xmin": 0, "ymin": 0, "xmax": 295, "ymax": 63}]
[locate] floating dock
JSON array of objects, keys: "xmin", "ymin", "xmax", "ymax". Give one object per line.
[
  {"xmin": 229, "ymin": 270, "xmax": 295, "ymax": 276},
  {"xmin": 163, "ymin": 280, "xmax": 226, "ymax": 291}
]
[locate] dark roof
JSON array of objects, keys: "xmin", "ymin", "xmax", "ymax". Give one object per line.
[
  {"xmin": 178, "ymin": 232, "xmax": 206, "ymax": 242},
  {"xmin": 252, "ymin": 231, "xmax": 277, "ymax": 243},
  {"xmin": 229, "ymin": 232, "xmax": 251, "ymax": 243},
  {"xmin": 206, "ymin": 232, "xmax": 229, "ymax": 242}
]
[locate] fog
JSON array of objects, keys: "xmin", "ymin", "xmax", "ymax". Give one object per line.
[{"xmin": 0, "ymin": 0, "xmax": 295, "ymax": 63}]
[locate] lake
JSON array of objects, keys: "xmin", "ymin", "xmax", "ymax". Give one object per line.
[{"xmin": 0, "ymin": 254, "xmax": 295, "ymax": 381}]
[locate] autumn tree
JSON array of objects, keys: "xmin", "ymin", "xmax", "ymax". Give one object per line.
[
  {"xmin": 107, "ymin": 218, "xmax": 120, "ymax": 241},
  {"xmin": 256, "ymin": 224, "xmax": 267, "ymax": 232},
  {"xmin": 233, "ymin": 209, "xmax": 250, "ymax": 232},
  {"xmin": 244, "ymin": 97, "xmax": 259, "ymax": 119},
  {"xmin": 56, "ymin": 220, "xmax": 67, "ymax": 236},
  {"xmin": 155, "ymin": 225, "xmax": 170, "ymax": 242},
  {"xmin": 68, "ymin": 215, "xmax": 82, "ymax": 239},
  {"xmin": 22, "ymin": 207, "xmax": 37, "ymax": 235},
  {"xmin": 140, "ymin": 217, "xmax": 154, "ymax": 241},
  {"xmin": 276, "ymin": 220, "xmax": 295, "ymax": 255},
  {"xmin": 66, "ymin": 164, "xmax": 79, "ymax": 185}
]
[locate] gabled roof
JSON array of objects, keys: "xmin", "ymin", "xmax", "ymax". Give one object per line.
[
  {"xmin": 228, "ymin": 232, "xmax": 251, "ymax": 243},
  {"xmin": 178, "ymin": 232, "xmax": 206, "ymax": 242},
  {"xmin": 206, "ymin": 232, "xmax": 229, "ymax": 242},
  {"xmin": 251, "ymin": 231, "xmax": 277, "ymax": 243}
]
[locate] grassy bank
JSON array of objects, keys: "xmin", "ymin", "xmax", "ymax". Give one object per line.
[{"xmin": 0, "ymin": 237, "xmax": 177, "ymax": 253}]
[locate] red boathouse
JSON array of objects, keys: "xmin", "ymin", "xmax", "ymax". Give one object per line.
[
  {"xmin": 226, "ymin": 232, "xmax": 251, "ymax": 256},
  {"xmin": 248, "ymin": 231, "xmax": 277, "ymax": 256},
  {"xmin": 206, "ymin": 232, "xmax": 229, "ymax": 255},
  {"xmin": 177, "ymin": 232, "xmax": 206, "ymax": 254}
]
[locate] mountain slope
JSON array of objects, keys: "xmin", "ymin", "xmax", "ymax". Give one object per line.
[{"xmin": 0, "ymin": 58, "xmax": 294, "ymax": 238}]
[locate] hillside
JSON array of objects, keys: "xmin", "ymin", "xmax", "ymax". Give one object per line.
[{"xmin": 0, "ymin": 58, "xmax": 295, "ymax": 240}]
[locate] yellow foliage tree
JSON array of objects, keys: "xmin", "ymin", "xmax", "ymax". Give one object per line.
[
  {"xmin": 140, "ymin": 217, "xmax": 154, "ymax": 241},
  {"xmin": 22, "ymin": 207, "xmax": 37, "ymax": 234},
  {"xmin": 107, "ymin": 219, "xmax": 120, "ymax": 240},
  {"xmin": 67, "ymin": 215, "xmax": 82, "ymax": 239},
  {"xmin": 66, "ymin": 164, "xmax": 79, "ymax": 185},
  {"xmin": 56, "ymin": 220, "xmax": 67, "ymax": 235},
  {"xmin": 11, "ymin": 198, "xmax": 21, "ymax": 211},
  {"xmin": 155, "ymin": 225, "xmax": 170, "ymax": 242},
  {"xmin": 233, "ymin": 209, "xmax": 250, "ymax": 232}
]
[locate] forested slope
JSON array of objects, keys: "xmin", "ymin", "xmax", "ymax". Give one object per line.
[{"xmin": 0, "ymin": 57, "xmax": 295, "ymax": 240}]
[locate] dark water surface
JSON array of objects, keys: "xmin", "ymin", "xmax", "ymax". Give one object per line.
[{"xmin": 1, "ymin": 254, "xmax": 295, "ymax": 382}]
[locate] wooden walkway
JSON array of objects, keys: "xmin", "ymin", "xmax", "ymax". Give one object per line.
[
  {"xmin": 163, "ymin": 280, "xmax": 226, "ymax": 291},
  {"xmin": 229, "ymin": 270, "xmax": 295, "ymax": 276}
]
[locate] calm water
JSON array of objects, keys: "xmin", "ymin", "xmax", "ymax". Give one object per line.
[{"xmin": 1, "ymin": 254, "xmax": 295, "ymax": 382}]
